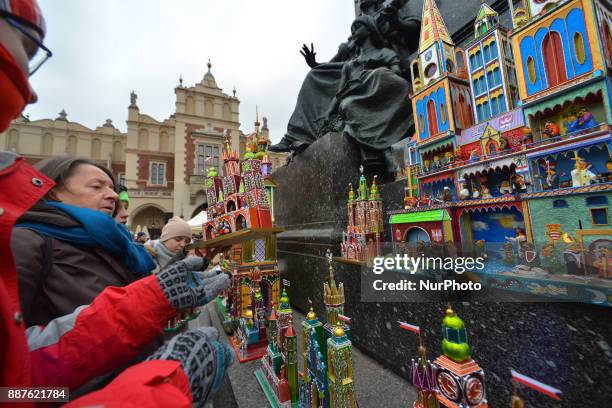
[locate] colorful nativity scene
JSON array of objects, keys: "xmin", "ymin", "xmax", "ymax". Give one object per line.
[
  {"xmin": 186, "ymin": 0, "xmax": 611, "ymax": 406},
  {"xmin": 376, "ymin": 0, "xmax": 612, "ymax": 305}
]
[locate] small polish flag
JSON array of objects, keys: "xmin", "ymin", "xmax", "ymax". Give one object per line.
[
  {"xmin": 511, "ymin": 370, "xmax": 562, "ymax": 400},
  {"xmin": 338, "ymin": 314, "xmax": 351, "ymax": 324},
  {"xmin": 398, "ymin": 321, "xmax": 420, "ymax": 334}
]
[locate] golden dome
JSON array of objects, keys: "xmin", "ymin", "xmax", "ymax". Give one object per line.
[
  {"xmin": 307, "ymin": 307, "xmax": 317, "ymax": 321},
  {"xmin": 244, "ymin": 309, "xmax": 253, "ymax": 318},
  {"xmin": 333, "ymin": 325, "xmax": 345, "ymax": 337},
  {"xmin": 445, "ymin": 306, "xmax": 454, "ymax": 317}
]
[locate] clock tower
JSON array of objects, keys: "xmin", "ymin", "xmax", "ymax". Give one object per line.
[{"xmin": 432, "ymin": 307, "xmax": 488, "ymax": 408}]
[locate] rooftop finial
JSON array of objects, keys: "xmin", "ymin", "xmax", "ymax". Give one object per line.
[
  {"xmin": 179, "ymin": 74, "xmax": 183, "ymax": 87},
  {"xmin": 207, "ymin": 58, "xmax": 212, "ymax": 72},
  {"xmin": 233, "ymin": 86, "xmax": 236, "ymax": 97}
]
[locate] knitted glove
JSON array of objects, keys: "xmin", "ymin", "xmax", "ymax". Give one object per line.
[
  {"xmin": 146, "ymin": 327, "xmax": 234, "ymax": 406},
  {"xmin": 156, "ymin": 257, "xmax": 230, "ymax": 309}
]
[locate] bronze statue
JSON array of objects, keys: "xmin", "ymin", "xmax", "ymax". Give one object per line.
[{"xmin": 270, "ymin": 1, "xmax": 420, "ymax": 177}]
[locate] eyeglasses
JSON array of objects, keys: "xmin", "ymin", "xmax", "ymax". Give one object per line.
[{"xmin": 4, "ymin": 16, "xmax": 52, "ymax": 76}]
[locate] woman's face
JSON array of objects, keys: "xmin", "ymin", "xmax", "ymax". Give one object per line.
[
  {"xmin": 52, "ymin": 164, "xmax": 118, "ymax": 215},
  {"xmin": 114, "ymin": 201, "xmax": 129, "ymax": 224},
  {"xmin": 163, "ymin": 236, "xmax": 191, "ymax": 253},
  {"xmin": 351, "ymin": 22, "xmax": 370, "ymax": 46}
]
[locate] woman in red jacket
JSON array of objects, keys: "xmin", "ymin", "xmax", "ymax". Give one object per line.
[{"xmin": 0, "ymin": 1, "xmax": 232, "ymax": 406}]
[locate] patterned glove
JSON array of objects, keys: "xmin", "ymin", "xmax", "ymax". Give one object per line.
[
  {"xmin": 156, "ymin": 257, "xmax": 230, "ymax": 309},
  {"xmin": 146, "ymin": 327, "xmax": 234, "ymax": 406}
]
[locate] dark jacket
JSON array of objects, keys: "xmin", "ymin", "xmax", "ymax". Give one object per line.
[{"xmin": 12, "ymin": 202, "xmax": 138, "ymax": 327}]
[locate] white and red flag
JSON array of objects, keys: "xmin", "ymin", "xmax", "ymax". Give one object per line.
[
  {"xmin": 398, "ymin": 321, "xmax": 420, "ymax": 334},
  {"xmin": 511, "ymin": 370, "xmax": 562, "ymax": 400},
  {"xmin": 338, "ymin": 314, "xmax": 351, "ymax": 324}
]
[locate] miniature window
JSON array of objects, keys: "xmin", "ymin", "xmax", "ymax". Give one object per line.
[
  {"xmin": 591, "ymin": 208, "xmax": 609, "ymax": 225},
  {"xmin": 527, "ymin": 56, "xmax": 536, "ymax": 84},
  {"xmin": 586, "ymin": 196, "xmax": 608, "ymax": 206},
  {"xmin": 425, "ymin": 63, "xmax": 437, "ymax": 78},
  {"xmin": 446, "ymin": 59, "xmax": 454, "ymax": 73},
  {"xmin": 553, "ymin": 199, "xmax": 568, "ymax": 208},
  {"xmin": 490, "ymin": 41, "xmax": 498, "ymax": 59},
  {"xmin": 573, "ymin": 32, "xmax": 586, "ymax": 64},
  {"xmin": 440, "ymin": 103, "xmax": 447, "ymax": 123}
]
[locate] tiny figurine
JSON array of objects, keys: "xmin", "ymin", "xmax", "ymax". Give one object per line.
[
  {"xmin": 599, "ymin": 158, "xmax": 612, "ymax": 183},
  {"xmin": 571, "ymin": 154, "xmax": 598, "ymax": 187},
  {"xmin": 543, "ymin": 121, "xmax": 560, "ymax": 140},
  {"xmin": 422, "ymin": 159, "xmax": 431, "ymax": 173},
  {"xmin": 475, "ymin": 239, "xmax": 488, "ymax": 259},
  {"xmin": 459, "ymin": 182, "xmax": 471, "ymax": 200},
  {"xmin": 506, "ymin": 228, "xmax": 527, "ymax": 260},
  {"xmin": 567, "ymin": 108, "xmax": 598, "ymax": 133},
  {"xmin": 432, "ymin": 155, "xmax": 441, "ymax": 170},
  {"xmin": 499, "ymin": 180, "xmax": 513, "ymax": 195},
  {"xmin": 510, "ymin": 174, "xmax": 527, "ymax": 193},
  {"xmin": 498, "ymin": 136, "xmax": 510, "ymax": 151},
  {"xmin": 454, "ymin": 147, "xmax": 463, "ymax": 163},
  {"xmin": 481, "ymin": 185, "xmax": 492, "ymax": 198},
  {"xmin": 521, "ymin": 127, "xmax": 533, "ymax": 148},
  {"xmin": 471, "ymin": 179, "xmax": 481, "ymax": 199},
  {"xmin": 594, "ymin": 248, "xmax": 611, "ymax": 279},
  {"xmin": 444, "ymin": 151, "xmax": 454, "ymax": 167},
  {"xmin": 442, "ymin": 186, "xmax": 453, "ymax": 202},
  {"xmin": 544, "ymin": 167, "xmax": 559, "ymax": 189}
]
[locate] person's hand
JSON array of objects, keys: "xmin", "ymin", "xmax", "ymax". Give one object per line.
[
  {"xmin": 156, "ymin": 257, "xmax": 230, "ymax": 309},
  {"xmin": 147, "ymin": 327, "xmax": 234, "ymax": 407},
  {"xmin": 300, "ymin": 43, "xmax": 318, "ymax": 68}
]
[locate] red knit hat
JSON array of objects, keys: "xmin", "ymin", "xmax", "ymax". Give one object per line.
[{"xmin": 0, "ymin": 0, "xmax": 46, "ymax": 39}]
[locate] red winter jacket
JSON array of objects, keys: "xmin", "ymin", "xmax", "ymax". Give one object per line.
[{"xmin": 0, "ymin": 153, "xmax": 191, "ymax": 407}]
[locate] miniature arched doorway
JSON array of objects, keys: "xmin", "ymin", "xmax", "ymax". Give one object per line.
[
  {"xmin": 259, "ymin": 279, "xmax": 272, "ymax": 313},
  {"xmin": 543, "ymin": 31, "xmax": 567, "ymax": 87},
  {"xmin": 405, "ymin": 227, "xmax": 430, "ymax": 244},
  {"xmin": 226, "ymin": 200, "xmax": 236, "ymax": 213},
  {"xmin": 235, "ymin": 214, "xmax": 247, "ymax": 231},
  {"xmin": 458, "ymin": 93, "xmax": 474, "ymax": 129},
  {"xmin": 487, "ymin": 140, "xmax": 498, "ymax": 155},
  {"xmin": 205, "ymin": 224, "xmax": 215, "ymax": 240},
  {"xmin": 427, "ymin": 99, "xmax": 438, "ymax": 136}
]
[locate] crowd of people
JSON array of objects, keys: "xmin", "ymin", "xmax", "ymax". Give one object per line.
[{"xmin": 1, "ymin": 1, "xmax": 234, "ymax": 406}]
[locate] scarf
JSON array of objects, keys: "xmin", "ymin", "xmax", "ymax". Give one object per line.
[
  {"xmin": 17, "ymin": 201, "xmax": 155, "ymax": 276},
  {"xmin": 151, "ymin": 239, "xmax": 178, "ymax": 269}
]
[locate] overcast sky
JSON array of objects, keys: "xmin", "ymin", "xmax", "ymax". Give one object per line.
[{"xmin": 26, "ymin": 1, "xmax": 357, "ymax": 143}]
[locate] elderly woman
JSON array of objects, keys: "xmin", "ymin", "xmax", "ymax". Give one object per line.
[{"xmin": 12, "ymin": 156, "xmax": 155, "ymax": 326}]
